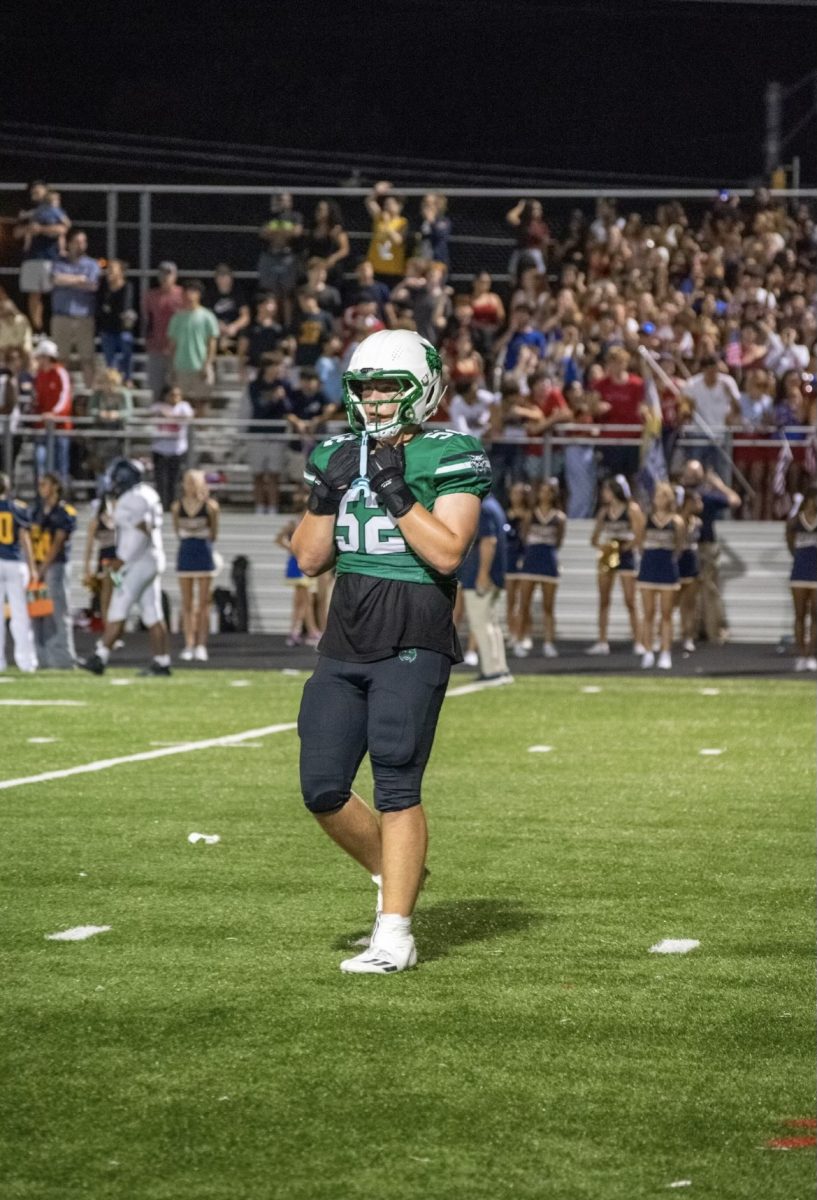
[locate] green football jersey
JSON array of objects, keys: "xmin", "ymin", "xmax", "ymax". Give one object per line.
[{"xmin": 304, "ymin": 429, "xmax": 492, "ymax": 585}]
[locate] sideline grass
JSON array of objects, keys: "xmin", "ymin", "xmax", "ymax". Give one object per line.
[{"xmin": 0, "ymin": 670, "xmax": 814, "ymax": 1199}]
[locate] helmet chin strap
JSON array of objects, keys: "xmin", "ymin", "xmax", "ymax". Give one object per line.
[{"xmin": 350, "ymin": 434, "xmax": 371, "ymax": 497}]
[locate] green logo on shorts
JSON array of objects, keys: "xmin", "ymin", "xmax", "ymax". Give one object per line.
[{"xmin": 398, "ymin": 648, "xmax": 418, "ymax": 664}]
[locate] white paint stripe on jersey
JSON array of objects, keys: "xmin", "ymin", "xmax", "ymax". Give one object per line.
[
  {"xmin": 434, "ymin": 460, "xmax": 476, "ymax": 475},
  {"xmin": 0, "ymin": 699, "xmax": 87, "ymax": 707},
  {"xmin": 0, "ymin": 722, "xmax": 296, "ymax": 792}
]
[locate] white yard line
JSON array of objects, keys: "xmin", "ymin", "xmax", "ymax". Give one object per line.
[
  {"xmin": 0, "ymin": 699, "xmax": 87, "ymax": 707},
  {"xmin": 0, "ymin": 722, "xmax": 296, "ymax": 792}
]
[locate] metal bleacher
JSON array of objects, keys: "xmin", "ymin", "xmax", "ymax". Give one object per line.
[{"xmin": 67, "ymin": 513, "xmax": 793, "ymax": 643}]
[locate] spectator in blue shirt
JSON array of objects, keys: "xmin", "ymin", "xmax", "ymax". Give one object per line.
[
  {"xmin": 12, "ymin": 181, "xmax": 71, "ymax": 334},
  {"xmin": 498, "ymin": 303, "xmax": 548, "ymax": 372},
  {"xmin": 50, "ymin": 230, "xmax": 100, "ymax": 388},
  {"xmin": 458, "ymin": 494, "xmax": 512, "ymax": 684}
]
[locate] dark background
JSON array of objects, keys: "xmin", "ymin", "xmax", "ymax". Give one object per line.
[{"xmin": 1, "ymin": 0, "xmax": 815, "ymax": 185}]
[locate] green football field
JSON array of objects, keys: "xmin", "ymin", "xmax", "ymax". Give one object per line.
[{"xmin": 0, "ymin": 668, "xmax": 814, "ymax": 1200}]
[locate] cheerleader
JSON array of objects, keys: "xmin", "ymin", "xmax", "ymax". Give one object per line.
[
  {"xmin": 504, "ymin": 482, "xmax": 532, "ymax": 654},
  {"xmin": 517, "ymin": 479, "xmax": 565, "ymax": 657},
  {"xmin": 637, "ymin": 482, "xmax": 684, "ymax": 670},
  {"xmin": 275, "ymin": 488, "xmax": 322, "ymax": 648},
  {"xmin": 677, "ymin": 489, "xmax": 703, "ymax": 653},
  {"xmin": 588, "ymin": 476, "xmax": 645, "ymax": 655},
  {"xmin": 786, "ymin": 486, "xmax": 817, "ymax": 671},
  {"xmin": 82, "ymin": 490, "xmax": 117, "ymax": 625},
  {"xmin": 172, "ymin": 470, "xmax": 219, "ymax": 662}
]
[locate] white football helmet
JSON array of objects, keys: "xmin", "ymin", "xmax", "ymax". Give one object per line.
[{"xmin": 342, "ymin": 329, "xmax": 445, "ymax": 438}]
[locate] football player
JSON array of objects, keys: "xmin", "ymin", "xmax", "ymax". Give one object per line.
[
  {"xmin": 80, "ymin": 458, "xmax": 171, "ymax": 676},
  {"xmin": 292, "ymin": 328, "xmax": 492, "ymax": 974},
  {"xmin": 0, "ymin": 472, "xmax": 37, "ymax": 673}
]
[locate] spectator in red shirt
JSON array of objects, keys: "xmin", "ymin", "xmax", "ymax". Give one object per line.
[
  {"xmin": 32, "ymin": 339, "xmax": 73, "ymax": 486},
  {"xmin": 141, "ymin": 261, "xmax": 184, "ymax": 399},
  {"xmin": 515, "ymin": 369, "xmax": 571, "ymax": 481},
  {"xmin": 593, "ymin": 346, "xmax": 646, "ymax": 479},
  {"xmin": 506, "ymin": 199, "xmax": 550, "ymax": 279}
]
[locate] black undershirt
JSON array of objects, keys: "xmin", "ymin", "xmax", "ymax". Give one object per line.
[{"xmin": 318, "ymin": 573, "xmax": 462, "ymax": 664}]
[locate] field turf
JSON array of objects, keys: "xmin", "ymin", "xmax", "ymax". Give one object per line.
[{"xmin": 0, "ymin": 669, "xmax": 814, "ymax": 1199}]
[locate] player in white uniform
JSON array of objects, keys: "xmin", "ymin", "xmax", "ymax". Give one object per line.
[{"xmin": 80, "ymin": 459, "xmax": 172, "ymax": 676}]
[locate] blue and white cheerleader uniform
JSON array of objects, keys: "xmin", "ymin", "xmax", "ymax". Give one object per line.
[
  {"xmin": 504, "ymin": 513, "xmax": 527, "ymax": 577},
  {"xmin": 789, "ymin": 512, "xmax": 817, "ymax": 589},
  {"xmin": 519, "ymin": 509, "xmax": 563, "ymax": 582},
  {"xmin": 176, "ymin": 501, "xmax": 217, "ymax": 577},
  {"xmin": 599, "ymin": 505, "xmax": 637, "ymax": 574},
  {"xmin": 637, "ymin": 515, "xmax": 680, "ymax": 590},
  {"xmin": 677, "ymin": 515, "xmax": 702, "ymax": 583}
]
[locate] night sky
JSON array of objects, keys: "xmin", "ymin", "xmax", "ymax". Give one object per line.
[{"xmin": 1, "ymin": 0, "xmax": 816, "ymax": 185}]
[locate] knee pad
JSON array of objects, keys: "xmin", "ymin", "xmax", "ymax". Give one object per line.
[{"xmin": 302, "ymin": 788, "xmax": 351, "ymax": 815}]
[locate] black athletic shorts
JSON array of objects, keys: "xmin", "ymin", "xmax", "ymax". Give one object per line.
[{"xmin": 298, "ymin": 649, "xmax": 451, "ymax": 813}]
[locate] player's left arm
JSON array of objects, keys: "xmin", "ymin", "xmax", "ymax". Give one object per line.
[{"xmin": 396, "ymin": 493, "xmax": 481, "ymax": 576}]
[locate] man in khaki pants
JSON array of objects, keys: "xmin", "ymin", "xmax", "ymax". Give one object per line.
[{"xmin": 458, "ymin": 492, "xmax": 513, "ymax": 684}]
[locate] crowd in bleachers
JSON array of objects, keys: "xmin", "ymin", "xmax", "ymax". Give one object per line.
[{"xmin": 1, "ymin": 178, "xmax": 815, "ymax": 522}]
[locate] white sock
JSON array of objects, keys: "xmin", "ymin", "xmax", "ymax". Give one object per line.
[
  {"xmin": 97, "ymin": 645, "xmax": 111, "ymax": 664},
  {"xmin": 376, "ymin": 913, "xmax": 412, "ymax": 941}
]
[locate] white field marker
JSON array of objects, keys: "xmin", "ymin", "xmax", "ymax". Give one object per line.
[
  {"xmin": 699, "ymin": 688, "xmax": 720, "ymax": 696},
  {"xmin": 109, "ymin": 679, "xmax": 133, "ymax": 686},
  {"xmin": 699, "ymin": 748, "xmax": 724, "ymax": 756},
  {"xmin": 188, "ymin": 832, "xmax": 221, "ymax": 845},
  {"xmin": 230, "ymin": 680, "xmax": 251, "ymax": 687},
  {"xmin": 0, "ymin": 722, "xmax": 297, "ymax": 792},
  {"xmin": 581, "ymin": 686, "xmax": 602, "ymax": 694},
  {"xmin": 280, "ymin": 669, "xmax": 303, "ymax": 677},
  {"xmin": 447, "ymin": 679, "xmax": 513, "ymax": 697},
  {"xmin": 528, "ymin": 745, "xmax": 553, "ymax": 753},
  {"xmin": 0, "ymin": 699, "xmax": 86, "ymax": 707},
  {"xmin": 46, "ymin": 925, "xmax": 111, "ymax": 942},
  {"xmin": 667, "ymin": 1182, "xmax": 692, "ymax": 1189},
  {"xmin": 649, "ymin": 939, "xmax": 700, "ymax": 954},
  {"xmin": 27, "ymin": 737, "xmax": 58, "ymax": 744}
]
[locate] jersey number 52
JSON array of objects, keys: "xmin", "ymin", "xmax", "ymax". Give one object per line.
[{"xmin": 335, "ymin": 493, "xmax": 407, "ymax": 556}]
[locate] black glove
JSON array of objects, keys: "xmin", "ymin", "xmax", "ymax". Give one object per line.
[
  {"xmin": 307, "ymin": 438, "xmax": 361, "ymax": 515},
  {"xmin": 367, "ymin": 443, "xmax": 416, "ymax": 520}
]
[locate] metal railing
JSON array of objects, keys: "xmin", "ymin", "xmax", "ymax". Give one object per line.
[
  {"xmin": 2, "ymin": 182, "xmax": 815, "ymax": 289},
  {"xmin": 4, "ymin": 414, "xmax": 811, "ymax": 504}
]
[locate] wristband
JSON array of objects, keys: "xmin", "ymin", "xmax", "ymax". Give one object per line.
[
  {"xmin": 369, "ymin": 466, "xmax": 416, "ymax": 519},
  {"xmin": 307, "ymin": 469, "xmax": 342, "ymax": 516}
]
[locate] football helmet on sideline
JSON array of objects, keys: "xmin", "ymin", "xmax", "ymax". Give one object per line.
[
  {"xmin": 342, "ymin": 329, "xmax": 445, "ymax": 439},
  {"xmin": 107, "ymin": 458, "xmax": 144, "ymax": 497}
]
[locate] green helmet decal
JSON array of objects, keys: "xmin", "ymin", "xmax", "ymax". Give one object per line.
[{"xmin": 424, "ymin": 344, "xmax": 442, "ymax": 375}]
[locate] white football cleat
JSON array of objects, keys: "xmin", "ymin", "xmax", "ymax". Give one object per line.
[{"xmin": 340, "ymin": 936, "xmax": 417, "ymax": 974}]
